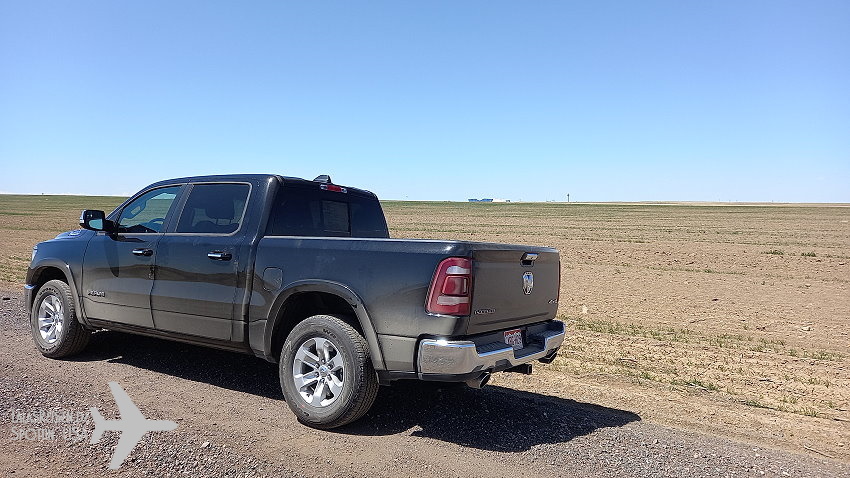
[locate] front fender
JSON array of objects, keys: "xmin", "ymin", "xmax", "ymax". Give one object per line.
[
  {"xmin": 264, "ymin": 280, "xmax": 386, "ymax": 371},
  {"xmin": 26, "ymin": 259, "xmax": 89, "ymax": 327}
]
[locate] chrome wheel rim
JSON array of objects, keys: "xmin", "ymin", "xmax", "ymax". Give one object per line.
[
  {"xmin": 37, "ymin": 294, "xmax": 64, "ymax": 344},
  {"xmin": 292, "ymin": 337, "xmax": 345, "ymax": 407}
]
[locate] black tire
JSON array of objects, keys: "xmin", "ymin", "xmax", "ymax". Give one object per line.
[
  {"xmin": 279, "ymin": 314, "xmax": 379, "ymax": 429},
  {"xmin": 30, "ymin": 279, "xmax": 90, "ymax": 358}
]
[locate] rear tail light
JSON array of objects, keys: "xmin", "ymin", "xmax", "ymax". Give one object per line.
[{"xmin": 426, "ymin": 257, "xmax": 472, "ymax": 315}]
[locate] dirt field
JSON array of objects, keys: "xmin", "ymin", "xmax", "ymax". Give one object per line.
[
  {"xmin": 1, "ymin": 194, "xmax": 848, "ymax": 465},
  {"xmin": 384, "ymin": 200, "xmax": 850, "ymax": 460},
  {"xmin": 4, "ymin": 291, "xmax": 848, "ymax": 478}
]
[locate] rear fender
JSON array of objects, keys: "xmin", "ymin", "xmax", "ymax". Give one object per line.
[{"xmin": 265, "ymin": 280, "xmax": 386, "ymax": 370}]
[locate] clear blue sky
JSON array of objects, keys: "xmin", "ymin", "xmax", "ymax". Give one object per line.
[{"xmin": 1, "ymin": 1, "xmax": 848, "ymax": 202}]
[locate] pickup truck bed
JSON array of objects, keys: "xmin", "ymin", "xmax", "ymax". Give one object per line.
[{"xmin": 251, "ymin": 237, "xmax": 561, "ymax": 374}]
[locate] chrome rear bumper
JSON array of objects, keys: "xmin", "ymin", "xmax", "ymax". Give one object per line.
[{"xmin": 417, "ymin": 320, "xmax": 565, "ymax": 378}]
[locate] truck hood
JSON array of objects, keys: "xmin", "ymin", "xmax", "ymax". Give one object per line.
[{"xmin": 48, "ymin": 229, "xmax": 94, "ymax": 242}]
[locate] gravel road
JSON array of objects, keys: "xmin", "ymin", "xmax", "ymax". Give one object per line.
[{"xmin": 1, "ymin": 288, "xmax": 847, "ymax": 477}]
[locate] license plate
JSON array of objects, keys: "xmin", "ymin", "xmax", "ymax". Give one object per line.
[{"xmin": 503, "ymin": 329, "xmax": 523, "ymax": 350}]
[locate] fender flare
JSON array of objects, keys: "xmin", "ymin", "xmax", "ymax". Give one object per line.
[
  {"xmin": 27, "ymin": 259, "xmax": 90, "ymax": 327},
  {"xmin": 264, "ymin": 280, "xmax": 386, "ymax": 371}
]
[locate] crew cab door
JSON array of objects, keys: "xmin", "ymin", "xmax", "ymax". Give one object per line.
[
  {"xmin": 81, "ymin": 186, "xmax": 183, "ymax": 327},
  {"xmin": 150, "ymin": 182, "xmax": 251, "ymax": 340}
]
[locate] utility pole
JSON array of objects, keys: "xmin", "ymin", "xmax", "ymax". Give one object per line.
[{"xmin": 566, "ymin": 193, "xmax": 570, "ymax": 203}]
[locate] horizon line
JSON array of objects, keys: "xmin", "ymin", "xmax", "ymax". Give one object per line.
[{"xmin": 1, "ymin": 192, "xmax": 848, "ymax": 206}]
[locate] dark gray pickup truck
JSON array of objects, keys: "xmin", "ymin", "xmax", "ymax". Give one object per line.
[{"xmin": 25, "ymin": 174, "xmax": 565, "ymax": 428}]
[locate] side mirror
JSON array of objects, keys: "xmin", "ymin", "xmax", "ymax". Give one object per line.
[{"xmin": 79, "ymin": 210, "xmax": 114, "ymax": 232}]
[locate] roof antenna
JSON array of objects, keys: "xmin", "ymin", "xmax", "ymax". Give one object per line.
[{"xmin": 313, "ymin": 175, "xmax": 332, "ymax": 184}]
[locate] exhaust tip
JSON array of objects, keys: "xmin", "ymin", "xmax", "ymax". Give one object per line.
[{"xmin": 466, "ymin": 373, "xmax": 491, "ymax": 389}]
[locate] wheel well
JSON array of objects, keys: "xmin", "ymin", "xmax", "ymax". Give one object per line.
[
  {"xmin": 270, "ymin": 292, "xmax": 361, "ymax": 362},
  {"xmin": 31, "ymin": 267, "xmax": 68, "ymax": 295}
]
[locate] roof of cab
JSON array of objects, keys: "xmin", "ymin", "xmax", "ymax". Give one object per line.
[{"xmin": 145, "ymin": 174, "xmax": 376, "ymax": 197}]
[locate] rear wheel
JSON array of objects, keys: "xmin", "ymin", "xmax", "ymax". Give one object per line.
[
  {"xmin": 31, "ymin": 279, "xmax": 90, "ymax": 358},
  {"xmin": 279, "ymin": 314, "xmax": 378, "ymax": 429}
]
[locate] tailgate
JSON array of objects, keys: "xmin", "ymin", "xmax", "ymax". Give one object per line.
[{"xmin": 467, "ymin": 247, "xmax": 560, "ymax": 335}]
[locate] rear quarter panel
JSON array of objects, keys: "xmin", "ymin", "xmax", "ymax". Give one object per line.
[
  {"xmin": 251, "ymin": 238, "xmax": 560, "ymax": 372},
  {"xmin": 250, "ymin": 237, "xmax": 473, "ymax": 338}
]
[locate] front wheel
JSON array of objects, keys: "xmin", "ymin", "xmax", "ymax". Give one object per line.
[
  {"xmin": 30, "ymin": 279, "xmax": 90, "ymax": 358},
  {"xmin": 279, "ymin": 314, "xmax": 379, "ymax": 429}
]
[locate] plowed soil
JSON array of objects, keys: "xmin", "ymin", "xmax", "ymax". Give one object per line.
[{"xmin": 1, "ymin": 195, "xmax": 848, "ymax": 474}]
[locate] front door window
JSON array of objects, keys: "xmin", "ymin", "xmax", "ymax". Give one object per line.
[{"xmin": 117, "ymin": 187, "xmax": 180, "ymax": 234}]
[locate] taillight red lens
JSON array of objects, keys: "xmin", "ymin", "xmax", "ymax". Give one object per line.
[{"xmin": 426, "ymin": 257, "xmax": 472, "ymax": 315}]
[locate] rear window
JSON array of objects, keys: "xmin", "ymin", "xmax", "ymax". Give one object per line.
[{"xmin": 266, "ymin": 184, "xmax": 389, "ymax": 238}]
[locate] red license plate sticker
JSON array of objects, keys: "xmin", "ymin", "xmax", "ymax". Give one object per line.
[{"xmin": 504, "ymin": 329, "xmax": 523, "ymax": 350}]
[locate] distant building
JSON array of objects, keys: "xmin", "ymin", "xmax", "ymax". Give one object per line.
[{"xmin": 467, "ymin": 198, "xmax": 510, "ymax": 203}]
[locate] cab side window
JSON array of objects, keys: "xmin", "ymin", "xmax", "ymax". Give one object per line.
[
  {"xmin": 175, "ymin": 183, "xmax": 250, "ymax": 234},
  {"xmin": 266, "ymin": 185, "xmax": 389, "ymax": 238},
  {"xmin": 117, "ymin": 187, "xmax": 180, "ymax": 234}
]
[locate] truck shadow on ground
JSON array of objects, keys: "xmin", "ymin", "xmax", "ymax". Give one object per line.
[
  {"xmin": 76, "ymin": 330, "xmax": 640, "ymax": 452},
  {"xmin": 346, "ymin": 381, "xmax": 640, "ymax": 452}
]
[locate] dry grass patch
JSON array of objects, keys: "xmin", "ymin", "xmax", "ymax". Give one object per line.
[{"xmin": 556, "ymin": 316, "xmax": 847, "ymax": 421}]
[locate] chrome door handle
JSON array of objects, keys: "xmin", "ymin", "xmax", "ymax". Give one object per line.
[
  {"xmin": 207, "ymin": 251, "xmax": 232, "ymax": 261},
  {"xmin": 132, "ymin": 248, "xmax": 153, "ymax": 257}
]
